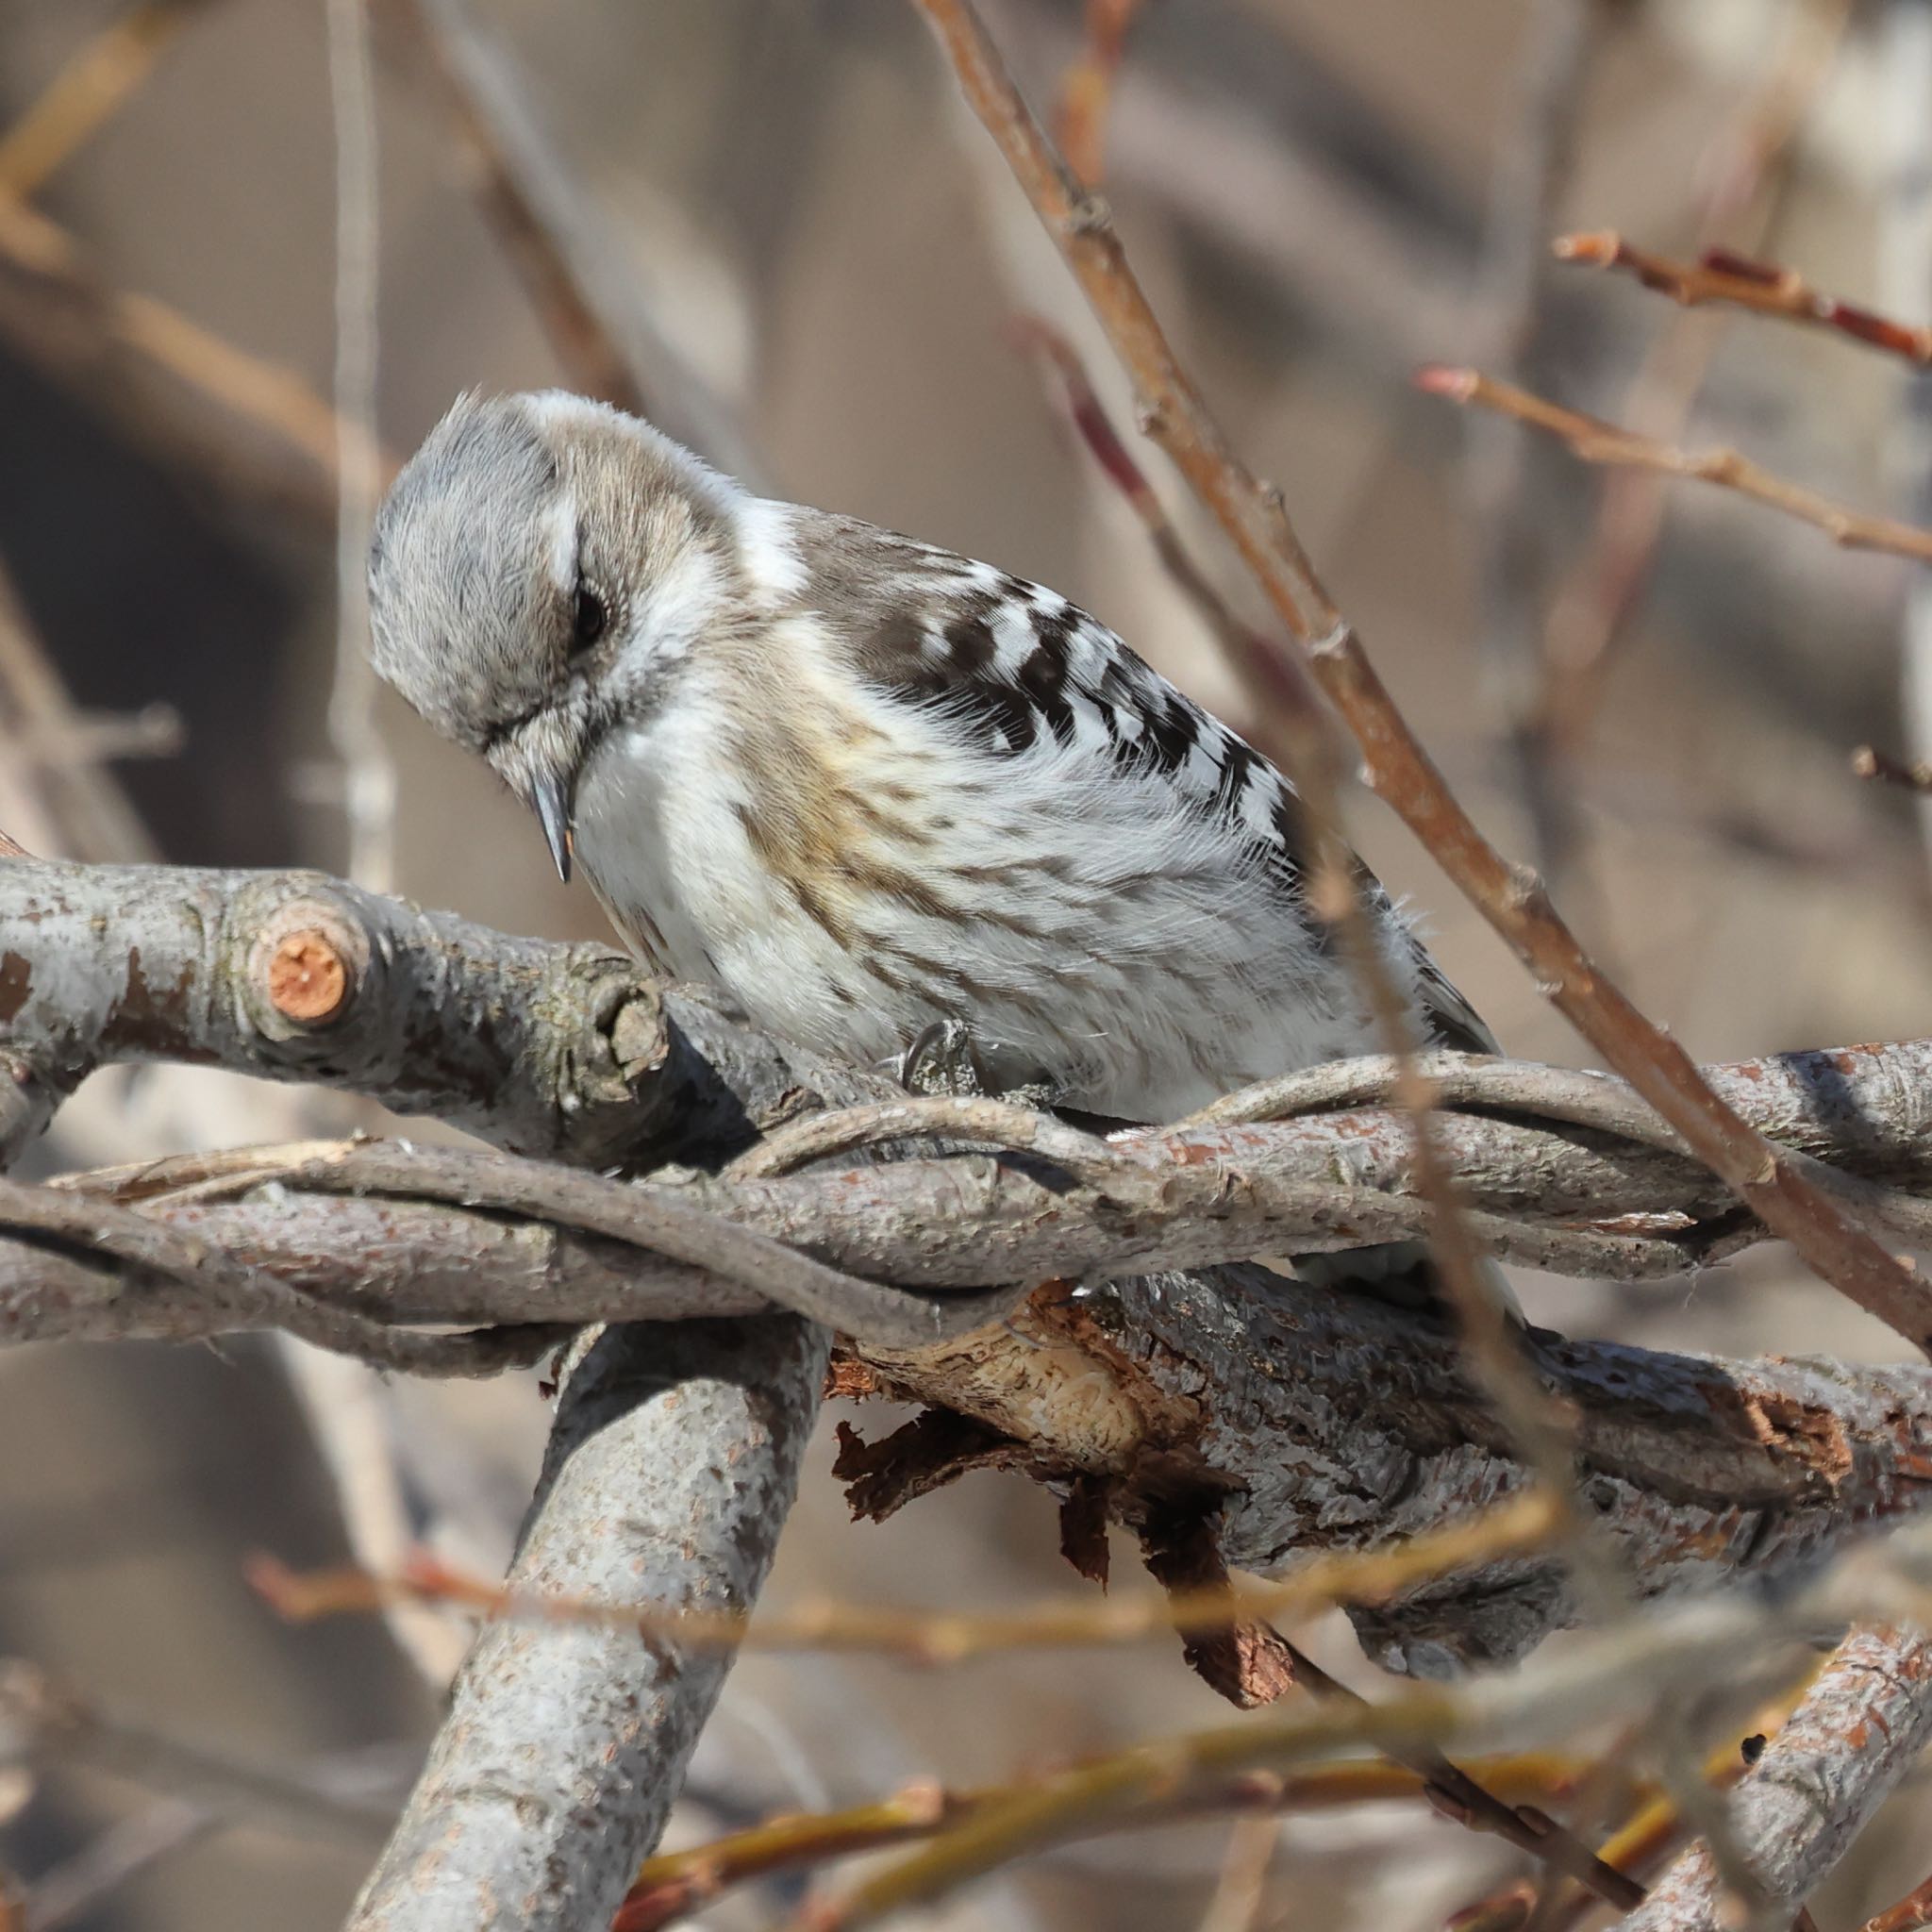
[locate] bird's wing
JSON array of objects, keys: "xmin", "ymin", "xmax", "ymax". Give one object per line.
[{"xmin": 800, "ymin": 509, "xmax": 1495, "ymax": 1055}]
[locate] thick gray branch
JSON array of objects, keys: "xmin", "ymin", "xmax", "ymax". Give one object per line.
[
  {"xmin": 1612, "ymin": 1626, "xmax": 1932, "ymax": 1931},
  {"xmin": 344, "ymin": 1315, "xmax": 828, "ymax": 1932}
]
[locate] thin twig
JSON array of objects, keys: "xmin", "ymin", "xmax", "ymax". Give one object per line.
[
  {"xmin": 1865, "ymin": 1872, "xmax": 1932, "ymax": 1932},
  {"xmin": 1054, "ymin": 0, "xmax": 1150, "ymax": 188},
  {"xmin": 1556, "ymin": 230, "xmax": 1932, "ymax": 366},
  {"xmin": 325, "ymin": 0, "xmax": 395, "ymax": 892},
  {"xmin": 252, "ymin": 1489, "xmax": 1561, "ymax": 1662},
  {"xmin": 1273, "ymin": 1637, "xmax": 1645, "ymax": 1915},
  {"xmin": 616, "ymin": 1757, "xmax": 1603, "ymax": 1932},
  {"xmin": 1010, "ymin": 312, "xmax": 1327, "ymax": 765},
  {"xmin": 0, "ymin": 0, "xmax": 216, "ymax": 197},
  {"xmin": 0, "ymin": 1172, "xmax": 560, "ymax": 1374},
  {"xmin": 984, "ymin": 40, "xmax": 1598, "ymax": 1617},
  {"xmin": 1421, "ymin": 363, "xmax": 1932, "ymax": 565}
]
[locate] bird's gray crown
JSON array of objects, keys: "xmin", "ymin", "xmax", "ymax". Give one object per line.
[{"xmin": 367, "ymin": 391, "xmax": 570, "ymax": 751}]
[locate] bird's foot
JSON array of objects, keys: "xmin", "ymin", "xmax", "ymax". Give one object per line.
[
  {"xmin": 896, "ymin": 1017, "xmax": 989, "ymax": 1097},
  {"xmin": 894, "ymin": 1020, "xmax": 1062, "ymax": 1112}
]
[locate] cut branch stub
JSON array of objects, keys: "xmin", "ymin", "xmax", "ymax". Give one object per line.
[{"xmin": 247, "ymin": 895, "xmax": 368, "ymax": 1035}]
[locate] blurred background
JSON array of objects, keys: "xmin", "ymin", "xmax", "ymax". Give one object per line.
[{"xmin": 3, "ymin": 0, "xmax": 1931, "ymax": 1925}]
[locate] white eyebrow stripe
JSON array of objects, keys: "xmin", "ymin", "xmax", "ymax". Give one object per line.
[
  {"xmin": 543, "ymin": 490, "xmax": 578, "ymax": 597},
  {"xmin": 734, "ymin": 495, "xmax": 808, "ymax": 601}
]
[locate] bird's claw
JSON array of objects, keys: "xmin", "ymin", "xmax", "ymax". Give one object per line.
[{"xmin": 896, "ymin": 1017, "xmax": 987, "ymax": 1097}]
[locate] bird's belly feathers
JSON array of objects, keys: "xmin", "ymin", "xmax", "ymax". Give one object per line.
[{"xmin": 574, "ymin": 686, "xmax": 1415, "ymax": 1122}]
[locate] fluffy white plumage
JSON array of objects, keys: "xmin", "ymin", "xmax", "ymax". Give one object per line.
[{"xmin": 368, "ymin": 390, "xmax": 1496, "ymax": 1130}]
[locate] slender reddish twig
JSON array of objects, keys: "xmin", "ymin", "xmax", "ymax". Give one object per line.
[
  {"xmin": 1055, "ymin": 0, "xmax": 1149, "ymax": 187},
  {"xmin": 908, "ymin": 0, "xmax": 1931, "ymax": 1347},
  {"xmin": 1556, "ymin": 230, "xmax": 1932, "ymax": 367},
  {"xmin": 1865, "ymin": 1872, "xmax": 1932, "ymax": 1932},
  {"xmin": 615, "ymin": 1757, "xmax": 1602, "ymax": 1932},
  {"xmin": 1015, "ymin": 309, "xmax": 1596, "ymax": 1579},
  {"xmin": 1419, "ymin": 365, "xmax": 1932, "ymax": 565}
]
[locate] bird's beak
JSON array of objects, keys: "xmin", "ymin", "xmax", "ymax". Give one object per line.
[{"xmin": 531, "ymin": 769, "xmax": 575, "ymax": 883}]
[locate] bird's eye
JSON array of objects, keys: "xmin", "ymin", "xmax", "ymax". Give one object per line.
[{"xmin": 571, "ymin": 585, "xmax": 608, "ymax": 650}]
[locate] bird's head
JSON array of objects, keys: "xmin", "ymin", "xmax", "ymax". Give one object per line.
[{"xmin": 367, "ymin": 390, "xmax": 743, "ymax": 880}]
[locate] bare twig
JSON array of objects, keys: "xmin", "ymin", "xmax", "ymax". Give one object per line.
[
  {"xmin": 1865, "ymin": 1871, "xmax": 1932, "ymax": 1932},
  {"xmin": 0, "ymin": 1, "xmax": 216, "ymax": 197},
  {"xmin": 1054, "ymin": 0, "xmax": 1149, "ymax": 187},
  {"xmin": 1269, "ymin": 1636, "xmax": 1645, "ymax": 1915},
  {"xmin": 325, "ymin": 0, "xmax": 396, "ymax": 891},
  {"xmin": 1556, "ymin": 231, "xmax": 1932, "ymax": 366},
  {"xmin": 1420, "ymin": 364, "xmax": 1932, "ymax": 566},
  {"xmin": 0, "ymin": 1167, "xmax": 561, "ymax": 1373},
  {"xmin": 1010, "ymin": 312, "xmax": 1326, "ymax": 766},
  {"xmin": 255, "ymin": 1490, "xmax": 1561, "ymax": 1662},
  {"xmin": 987, "ymin": 40, "xmax": 1592, "ymax": 1603},
  {"xmin": 615, "ymin": 1756, "xmax": 1605, "ymax": 1932}
]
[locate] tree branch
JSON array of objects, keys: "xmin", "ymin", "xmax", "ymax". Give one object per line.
[
  {"xmin": 343, "ymin": 1314, "xmax": 828, "ymax": 1932},
  {"xmin": 1419, "ymin": 364, "xmax": 1932, "ymax": 566},
  {"xmin": 1612, "ymin": 1628, "xmax": 1932, "ymax": 1932},
  {"xmin": 8, "ymin": 859, "xmax": 1932, "ymax": 1685},
  {"xmin": 1556, "ymin": 231, "xmax": 1932, "ymax": 367}
]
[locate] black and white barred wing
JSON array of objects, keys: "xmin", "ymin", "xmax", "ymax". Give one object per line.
[{"xmin": 806, "ymin": 513, "xmax": 1496, "ymax": 1108}]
